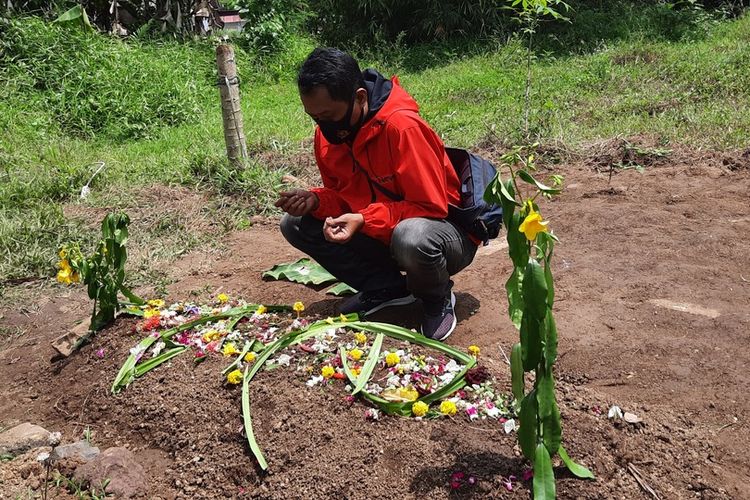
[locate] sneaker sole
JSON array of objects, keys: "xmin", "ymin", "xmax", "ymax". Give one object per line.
[
  {"xmin": 421, "ymin": 292, "xmax": 457, "ymax": 341},
  {"xmin": 363, "ymin": 294, "xmax": 417, "ymax": 316}
]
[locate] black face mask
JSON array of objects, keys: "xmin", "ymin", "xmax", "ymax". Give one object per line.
[{"xmin": 315, "ymin": 94, "xmax": 365, "ymax": 145}]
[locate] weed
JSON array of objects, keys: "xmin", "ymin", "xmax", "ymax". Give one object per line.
[
  {"xmin": 82, "ymin": 426, "xmax": 93, "ymax": 444},
  {"xmin": 52, "ymin": 471, "xmax": 111, "ymax": 499}
]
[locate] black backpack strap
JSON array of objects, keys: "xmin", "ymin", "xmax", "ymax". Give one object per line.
[{"xmin": 351, "ymin": 155, "xmax": 404, "ymax": 202}]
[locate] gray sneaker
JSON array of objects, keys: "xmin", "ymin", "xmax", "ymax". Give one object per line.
[{"xmin": 421, "ymin": 292, "xmax": 457, "ymax": 341}]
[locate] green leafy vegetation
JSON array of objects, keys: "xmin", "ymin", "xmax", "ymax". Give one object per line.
[{"xmin": 1, "ymin": 4, "xmax": 748, "ymax": 284}]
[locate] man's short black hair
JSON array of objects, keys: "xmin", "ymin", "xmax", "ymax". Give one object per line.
[{"xmin": 298, "ymin": 48, "xmax": 365, "ymax": 102}]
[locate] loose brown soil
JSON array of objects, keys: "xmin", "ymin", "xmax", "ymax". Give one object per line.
[{"xmin": 1, "ymin": 142, "xmax": 749, "ymax": 499}]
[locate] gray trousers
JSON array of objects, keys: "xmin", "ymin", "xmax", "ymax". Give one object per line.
[{"xmin": 280, "ymin": 215, "xmax": 477, "ymax": 304}]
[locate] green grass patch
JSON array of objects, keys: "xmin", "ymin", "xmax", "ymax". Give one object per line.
[{"xmin": 1, "ymin": 9, "xmax": 749, "ymax": 282}]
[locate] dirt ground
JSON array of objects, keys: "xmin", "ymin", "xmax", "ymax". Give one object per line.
[{"xmin": 1, "ymin": 141, "xmax": 749, "ymax": 499}]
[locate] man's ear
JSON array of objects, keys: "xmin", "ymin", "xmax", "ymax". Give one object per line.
[{"xmin": 355, "ymin": 87, "xmax": 368, "ymax": 107}]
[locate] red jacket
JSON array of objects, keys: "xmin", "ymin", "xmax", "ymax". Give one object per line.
[{"xmin": 310, "ymin": 76, "xmax": 461, "ymax": 245}]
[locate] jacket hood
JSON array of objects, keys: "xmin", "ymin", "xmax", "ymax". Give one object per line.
[
  {"xmin": 363, "ymin": 68, "xmax": 391, "ymax": 121},
  {"xmin": 363, "ymin": 68, "xmax": 419, "ymax": 121}
]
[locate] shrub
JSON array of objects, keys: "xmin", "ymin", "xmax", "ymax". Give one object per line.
[{"xmin": 0, "ymin": 17, "xmax": 211, "ymax": 140}]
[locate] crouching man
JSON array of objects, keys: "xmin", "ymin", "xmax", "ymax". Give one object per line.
[{"xmin": 276, "ymin": 48, "xmax": 478, "ymax": 341}]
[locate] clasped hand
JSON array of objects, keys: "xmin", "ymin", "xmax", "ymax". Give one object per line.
[
  {"xmin": 275, "ymin": 189, "xmax": 364, "ymax": 244},
  {"xmin": 274, "ymin": 189, "xmax": 319, "ymax": 216},
  {"xmin": 323, "ymin": 213, "xmax": 364, "ymax": 244}
]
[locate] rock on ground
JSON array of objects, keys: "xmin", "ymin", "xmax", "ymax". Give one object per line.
[
  {"xmin": 74, "ymin": 447, "xmax": 148, "ymax": 498},
  {"xmin": 51, "ymin": 440, "xmax": 100, "ymax": 463},
  {"xmin": 0, "ymin": 423, "xmax": 50, "ymax": 456}
]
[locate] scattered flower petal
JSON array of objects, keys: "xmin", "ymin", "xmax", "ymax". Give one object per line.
[{"xmin": 226, "ymin": 369, "xmax": 243, "ymax": 385}]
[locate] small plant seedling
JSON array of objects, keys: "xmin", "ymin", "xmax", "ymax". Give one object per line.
[{"xmin": 83, "ymin": 426, "xmax": 93, "ymax": 444}]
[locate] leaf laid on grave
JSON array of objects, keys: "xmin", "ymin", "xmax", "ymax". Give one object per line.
[{"xmin": 263, "ymin": 258, "xmax": 338, "ymax": 286}]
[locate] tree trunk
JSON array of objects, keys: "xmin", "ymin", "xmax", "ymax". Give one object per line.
[{"xmin": 216, "ymin": 44, "xmax": 248, "ymax": 165}]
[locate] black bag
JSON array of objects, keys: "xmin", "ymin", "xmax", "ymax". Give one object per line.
[
  {"xmin": 445, "ymin": 147, "xmax": 503, "ymax": 245},
  {"xmin": 354, "ymin": 147, "xmax": 503, "ymax": 245}
]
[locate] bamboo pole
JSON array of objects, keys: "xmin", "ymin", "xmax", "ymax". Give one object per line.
[{"xmin": 216, "ymin": 43, "xmax": 248, "ymax": 165}]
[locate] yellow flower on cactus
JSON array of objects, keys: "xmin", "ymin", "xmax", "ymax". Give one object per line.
[
  {"xmin": 256, "ymin": 304, "xmax": 267, "ymax": 315},
  {"xmin": 217, "ymin": 293, "xmax": 229, "ymax": 304},
  {"xmin": 147, "ymin": 299, "xmax": 165, "ymax": 309},
  {"xmin": 440, "ymin": 400, "xmax": 457, "ymax": 416},
  {"xmin": 244, "ymin": 351, "xmax": 256, "ymax": 363},
  {"xmin": 143, "ymin": 308, "xmax": 161, "ymax": 319},
  {"xmin": 412, "ymin": 401, "xmax": 429, "ymax": 417},
  {"xmin": 349, "ymin": 348, "xmax": 363, "ymax": 361},
  {"xmin": 226, "ymin": 369, "xmax": 243, "ymax": 385},
  {"xmin": 385, "ymin": 352, "xmax": 400, "ymax": 367},
  {"xmin": 321, "ymin": 365, "xmax": 335, "ymax": 379},
  {"xmin": 519, "ymin": 201, "xmax": 549, "ymax": 241},
  {"xmin": 222, "ymin": 343, "xmax": 240, "ymax": 357},
  {"xmin": 354, "ymin": 332, "xmax": 367, "ymax": 344},
  {"xmin": 468, "ymin": 345, "xmax": 481, "ymax": 358}
]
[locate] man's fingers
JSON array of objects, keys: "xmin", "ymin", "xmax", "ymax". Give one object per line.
[
  {"xmin": 328, "ymin": 231, "xmax": 350, "ymax": 243},
  {"xmin": 278, "ymin": 190, "xmax": 301, "ymax": 198}
]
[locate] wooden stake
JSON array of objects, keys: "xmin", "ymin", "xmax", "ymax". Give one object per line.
[{"xmin": 216, "ymin": 43, "xmax": 248, "ymax": 165}]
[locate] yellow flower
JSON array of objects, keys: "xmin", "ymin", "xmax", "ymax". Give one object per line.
[
  {"xmin": 58, "ymin": 248, "xmax": 67, "ymax": 260},
  {"xmin": 143, "ymin": 308, "xmax": 161, "ymax": 319},
  {"xmin": 202, "ymin": 329, "xmax": 220, "ymax": 343},
  {"xmin": 339, "ymin": 313, "xmax": 348, "ymax": 322},
  {"xmin": 147, "ymin": 299, "xmax": 165, "ymax": 309},
  {"xmin": 325, "ymin": 317, "xmax": 335, "ymax": 324},
  {"xmin": 217, "ymin": 293, "xmax": 229, "ymax": 304},
  {"xmin": 56, "ymin": 267, "xmax": 72, "ymax": 284},
  {"xmin": 385, "ymin": 352, "xmax": 400, "ymax": 367},
  {"xmin": 519, "ymin": 201, "xmax": 549, "ymax": 241},
  {"xmin": 256, "ymin": 304, "xmax": 267, "ymax": 315},
  {"xmin": 351, "ymin": 367, "xmax": 361, "ymax": 377},
  {"xmin": 468, "ymin": 345, "xmax": 481, "ymax": 358},
  {"xmin": 293, "ymin": 301, "xmax": 305, "ymax": 318},
  {"xmin": 56, "ymin": 259, "xmax": 79, "ymax": 285},
  {"xmin": 226, "ymin": 369, "xmax": 243, "ymax": 385},
  {"xmin": 440, "ymin": 400, "xmax": 457, "ymax": 416},
  {"xmin": 222, "ymin": 343, "xmax": 240, "ymax": 357},
  {"xmin": 354, "ymin": 332, "xmax": 367, "ymax": 344},
  {"xmin": 412, "ymin": 401, "xmax": 429, "ymax": 417},
  {"xmin": 398, "ymin": 386, "xmax": 419, "ymax": 402},
  {"xmin": 244, "ymin": 352, "xmax": 257, "ymax": 363},
  {"xmin": 321, "ymin": 365, "xmax": 335, "ymax": 379},
  {"xmin": 349, "ymin": 349, "xmax": 363, "ymax": 361}
]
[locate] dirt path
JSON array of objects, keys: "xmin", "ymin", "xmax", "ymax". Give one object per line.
[{"xmin": 1, "ymin": 151, "xmax": 749, "ymax": 498}]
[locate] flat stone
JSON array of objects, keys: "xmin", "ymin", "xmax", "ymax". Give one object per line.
[
  {"xmin": 52, "ymin": 321, "xmax": 91, "ymax": 358},
  {"xmin": 74, "ymin": 447, "xmax": 147, "ymax": 498},
  {"xmin": 623, "ymin": 412, "xmax": 643, "ymax": 424},
  {"xmin": 0, "ymin": 423, "xmax": 51, "ymax": 456},
  {"xmin": 476, "ymin": 238, "xmax": 509, "ymax": 257},
  {"xmin": 51, "ymin": 440, "xmax": 100, "ymax": 463},
  {"xmin": 649, "ymin": 299, "xmax": 720, "ymax": 319}
]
